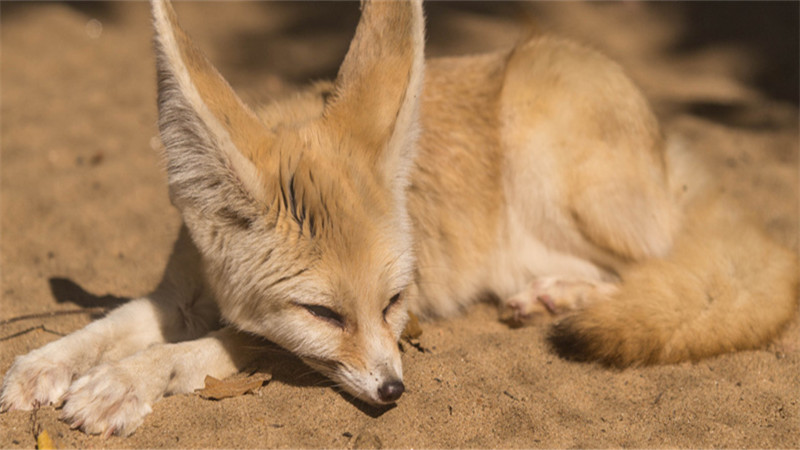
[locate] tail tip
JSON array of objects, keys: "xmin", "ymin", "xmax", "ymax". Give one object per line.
[
  {"xmin": 547, "ymin": 318, "xmax": 594, "ymax": 363},
  {"xmin": 548, "ymin": 317, "xmax": 640, "ymax": 368}
]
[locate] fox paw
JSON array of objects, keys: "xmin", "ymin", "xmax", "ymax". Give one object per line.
[
  {"xmin": 502, "ymin": 277, "xmax": 616, "ymax": 325},
  {"xmin": 0, "ymin": 354, "xmax": 74, "ymax": 412},
  {"xmin": 60, "ymin": 364, "xmax": 153, "ymax": 437}
]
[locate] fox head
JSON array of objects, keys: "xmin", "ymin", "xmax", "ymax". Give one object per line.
[{"xmin": 151, "ymin": 0, "xmax": 425, "ymax": 405}]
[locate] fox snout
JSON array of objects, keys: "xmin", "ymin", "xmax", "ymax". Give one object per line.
[
  {"xmin": 336, "ymin": 355, "xmax": 406, "ymax": 406},
  {"xmin": 311, "ymin": 326, "xmax": 407, "ymax": 406},
  {"xmin": 377, "ymin": 378, "xmax": 405, "ymax": 403},
  {"xmin": 373, "ymin": 363, "xmax": 405, "ymax": 404},
  {"xmin": 303, "ymin": 357, "xmax": 405, "ymax": 406}
]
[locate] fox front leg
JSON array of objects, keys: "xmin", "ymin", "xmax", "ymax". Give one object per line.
[{"xmin": 59, "ymin": 327, "xmax": 259, "ymax": 437}]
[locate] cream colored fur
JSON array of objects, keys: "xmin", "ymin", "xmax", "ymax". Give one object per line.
[{"xmin": 1, "ymin": 0, "xmax": 797, "ymax": 437}]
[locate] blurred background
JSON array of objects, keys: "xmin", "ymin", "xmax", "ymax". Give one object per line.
[{"xmin": 4, "ymin": 1, "xmax": 797, "ymax": 105}]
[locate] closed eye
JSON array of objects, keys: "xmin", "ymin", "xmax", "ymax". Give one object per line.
[
  {"xmin": 298, "ymin": 303, "xmax": 345, "ymax": 328},
  {"xmin": 382, "ymin": 292, "xmax": 402, "ymax": 318}
]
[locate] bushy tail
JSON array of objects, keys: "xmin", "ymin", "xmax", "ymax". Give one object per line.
[{"xmin": 549, "ymin": 145, "xmax": 798, "ymax": 366}]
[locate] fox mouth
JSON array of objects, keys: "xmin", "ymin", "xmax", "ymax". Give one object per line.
[
  {"xmin": 300, "ymin": 355, "xmax": 341, "ymax": 376},
  {"xmin": 299, "ymin": 356, "xmax": 403, "ymax": 405},
  {"xmin": 300, "ymin": 357, "xmax": 369, "ymax": 401}
]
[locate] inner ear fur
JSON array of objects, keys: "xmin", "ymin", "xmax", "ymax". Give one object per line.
[
  {"xmin": 323, "ymin": 0, "xmax": 426, "ymax": 190},
  {"xmin": 152, "ymin": 0, "xmax": 273, "ymax": 216}
]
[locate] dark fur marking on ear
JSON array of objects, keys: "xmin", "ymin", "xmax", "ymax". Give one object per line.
[
  {"xmin": 320, "ymin": 89, "xmax": 334, "ymax": 105},
  {"xmin": 278, "ymin": 166, "xmax": 289, "ymax": 212},
  {"xmin": 216, "ymin": 207, "xmax": 254, "ymax": 230},
  {"xmin": 266, "ymin": 268, "xmax": 309, "ymax": 290},
  {"xmin": 305, "ymin": 169, "xmax": 318, "ymax": 238},
  {"xmin": 317, "ymin": 190, "xmax": 333, "ymax": 228},
  {"xmin": 277, "ymin": 165, "xmax": 318, "ymax": 238},
  {"xmin": 260, "ymin": 248, "xmax": 274, "ymax": 265},
  {"xmin": 308, "ymin": 213, "xmax": 317, "ymax": 238},
  {"xmin": 288, "ymin": 173, "xmax": 306, "ymax": 229}
]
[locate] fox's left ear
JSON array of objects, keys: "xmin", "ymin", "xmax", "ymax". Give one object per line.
[{"xmin": 324, "ymin": 0, "xmax": 425, "ymax": 190}]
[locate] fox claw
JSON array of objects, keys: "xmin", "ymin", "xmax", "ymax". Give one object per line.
[
  {"xmin": 536, "ymin": 294, "xmax": 558, "ymax": 315},
  {"xmin": 58, "ymin": 363, "xmax": 153, "ymax": 437},
  {"xmin": 0, "ymin": 354, "xmax": 74, "ymax": 413}
]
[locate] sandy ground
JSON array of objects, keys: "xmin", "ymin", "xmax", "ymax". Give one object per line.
[{"xmin": 1, "ymin": 1, "xmax": 798, "ymax": 448}]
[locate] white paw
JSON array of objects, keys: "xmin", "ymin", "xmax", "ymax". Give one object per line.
[
  {"xmin": 0, "ymin": 353, "xmax": 74, "ymax": 411},
  {"xmin": 503, "ymin": 277, "xmax": 616, "ymax": 324},
  {"xmin": 60, "ymin": 364, "xmax": 154, "ymax": 437}
]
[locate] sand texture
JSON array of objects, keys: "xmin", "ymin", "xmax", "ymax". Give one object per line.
[{"xmin": 1, "ymin": 2, "xmax": 798, "ymax": 448}]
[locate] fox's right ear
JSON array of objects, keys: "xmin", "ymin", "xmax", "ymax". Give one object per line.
[{"xmin": 152, "ymin": 0, "xmax": 273, "ymax": 227}]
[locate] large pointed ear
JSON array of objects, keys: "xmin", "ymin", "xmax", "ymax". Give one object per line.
[
  {"xmin": 152, "ymin": 0, "xmax": 272, "ymax": 220},
  {"xmin": 324, "ymin": 0, "xmax": 425, "ymax": 189}
]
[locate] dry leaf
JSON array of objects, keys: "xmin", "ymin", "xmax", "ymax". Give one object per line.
[
  {"xmin": 196, "ymin": 372, "xmax": 271, "ymax": 400},
  {"xmin": 401, "ymin": 311, "xmax": 429, "ymax": 352},
  {"xmin": 36, "ymin": 429, "xmax": 57, "ymax": 450},
  {"xmin": 402, "ymin": 311, "xmax": 423, "ymax": 340}
]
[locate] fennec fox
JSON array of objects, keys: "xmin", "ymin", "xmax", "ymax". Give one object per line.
[{"xmin": 2, "ymin": 0, "xmax": 797, "ymax": 437}]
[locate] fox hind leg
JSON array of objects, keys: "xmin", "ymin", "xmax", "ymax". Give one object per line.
[{"xmin": 502, "ymin": 276, "xmax": 618, "ymax": 325}]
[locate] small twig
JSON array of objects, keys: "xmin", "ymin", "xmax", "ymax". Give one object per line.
[
  {"xmin": 0, "ymin": 325, "xmax": 66, "ymax": 342},
  {"xmin": 0, "ymin": 308, "xmax": 107, "ymax": 327},
  {"xmin": 29, "ymin": 403, "xmax": 40, "ymax": 438}
]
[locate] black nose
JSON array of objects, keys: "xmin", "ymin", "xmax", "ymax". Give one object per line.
[{"xmin": 377, "ymin": 379, "xmax": 405, "ymax": 403}]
